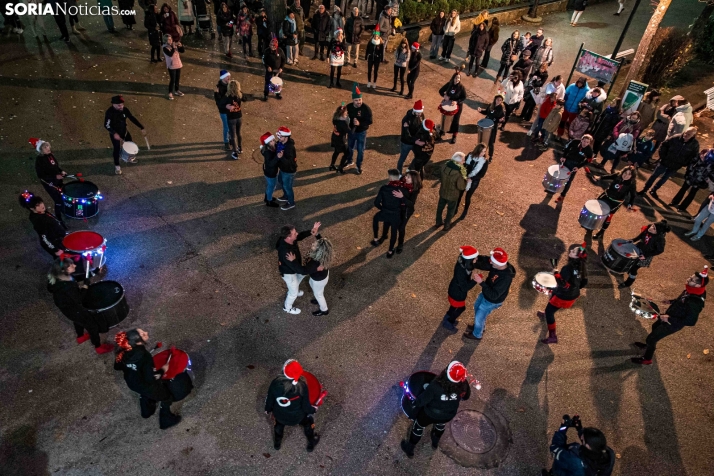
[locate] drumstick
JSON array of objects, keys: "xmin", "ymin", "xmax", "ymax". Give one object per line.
[{"xmin": 144, "ymin": 137, "xmax": 151, "ymax": 150}]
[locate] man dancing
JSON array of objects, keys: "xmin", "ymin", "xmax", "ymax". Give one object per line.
[
  {"xmin": 631, "ymin": 266, "xmax": 708, "ymax": 365},
  {"xmin": 442, "ymin": 246, "xmax": 480, "ymax": 332},
  {"xmin": 276, "ymin": 222, "xmax": 321, "ymax": 314}
]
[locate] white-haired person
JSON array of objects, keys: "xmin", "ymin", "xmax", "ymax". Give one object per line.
[{"xmin": 436, "ymin": 152, "xmax": 468, "ymax": 231}]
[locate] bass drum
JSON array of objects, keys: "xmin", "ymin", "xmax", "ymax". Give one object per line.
[
  {"xmin": 153, "ymin": 348, "xmax": 194, "ymax": 402},
  {"xmin": 82, "ymin": 281, "xmax": 129, "ymax": 332},
  {"xmin": 401, "ymin": 371, "xmax": 436, "ymax": 419}
]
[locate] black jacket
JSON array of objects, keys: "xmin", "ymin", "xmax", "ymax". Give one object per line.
[
  {"xmin": 36, "ymin": 153, "xmax": 64, "ymax": 186},
  {"xmin": 429, "ymin": 15, "xmax": 446, "ymax": 36},
  {"xmin": 468, "ymin": 27, "xmax": 489, "ymax": 56},
  {"xmin": 217, "ymin": 9, "xmax": 235, "ymax": 35},
  {"xmin": 592, "ymin": 106, "xmax": 622, "ymax": 142},
  {"xmin": 658, "ymin": 134, "xmax": 700, "ymax": 171},
  {"xmin": 263, "ymin": 46, "xmax": 286, "ymax": 71},
  {"xmin": 104, "ymin": 106, "xmax": 144, "ymax": 138},
  {"xmin": 447, "ymin": 259, "xmax": 478, "ymax": 302},
  {"xmin": 374, "ymin": 183, "xmax": 405, "ymax": 218},
  {"xmin": 474, "ymin": 255, "xmax": 515, "ymax": 304},
  {"xmin": 29, "ymin": 211, "xmax": 66, "ymax": 255},
  {"xmin": 365, "ymin": 40, "xmax": 384, "ymax": 62},
  {"xmin": 481, "ymin": 103, "xmax": 506, "ymax": 124},
  {"xmin": 114, "ymin": 346, "xmax": 172, "ymax": 401},
  {"xmin": 412, "ymin": 129, "xmax": 435, "ymax": 163},
  {"xmin": 304, "ymin": 257, "xmax": 328, "ymax": 281},
  {"xmin": 439, "ymin": 81, "xmax": 467, "ymax": 104},
  {"xmin": 347, "ymin": 103, "xmax": 373, "ymax": 133},
  {"xmin": 214, "ymin": 79, "xmax": 228, "ymax": 112},
  {"xmin": 331, "ymin": 118, "xmax": 350, "ymax": 149},
  {"xmin": 573, "ymin": 0, "xmax": 588, "ymax": 10},
  {"xmin": 527, "ymin": 34, "xmax": 543, "ymax": 54},
  {"xmin": 553, "ymin": 260, "xmax": 587, "ymax": 302},
  {"xmin": 276, "ymin": 229, "xmax": 312, "ymax": 275},
  {"xmin": 47, "ymin": 279, "xmax": 95, "ymax": 327},
  {"xmin": 264, "ymin": 376, "xmax": 315, "ymax": 426},
  {"xmin": 665, "ymin": 290, "xmax": 706, "ymax": 328},
  {"xmin": 562, "ymin": 140, "xmax": 593, "ymax": 170},
  {"xmin": 631, "ymin": 228, "xmax": 666, "ymax": 259},
  {"xmin": 219, "ymin": 95, "xmax": 242, "ymax": 120},
  {"xmin": 415, "ymin": 379, "xmax": 470, "ymax": 422},
  {"xmin": 256, "ymin": 15, "xmax": 270, "ymax": 38},
  {"xmin": 599, "ymin": 174, "xmax": 636, "ymax": 207},
  {"xmin": 312, "ymin": 11, "xmax": 331, "ymax": 42},
  {"xmin": 261, "ymin": 146, "xmax": 280, "ymax": 178},
  {"xmin": 499, "ymin": 37, "xmax": 523, "ymax": 64},
  {"xmin": 276, "ymin": 138, "xmax": 297, "ymax": 173},
  {"xmin": 550, "ymin": 428, "xmax": 615, "ymax": 476},
  {"xmin": 400, "ymin": 110, "xmax": 422, "ymax": 145},
  {"xmin": 511, "ymin": 57, "xmax": 533, "ymax": 79},
  {"xmin": 344, "ymin": 14, "xmax": 363, "ymax": 44},
  {"xmin": 408, "ymin": 50, "xmax": 422, "ymax": 75}
]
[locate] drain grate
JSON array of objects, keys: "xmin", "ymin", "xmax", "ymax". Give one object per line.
[{"xmin": 450, "ymin": 410, "xmax": 498, "ymax": 454}]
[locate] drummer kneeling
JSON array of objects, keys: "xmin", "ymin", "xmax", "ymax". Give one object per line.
[
  {"xmin": 114, "ymin": 329, "xmax": 182, "ymax": 429},
  {"xmin": 401, "ymin": 361, "xmax": 470, "ymax": 458},
  {"xmin": 265, "ymin": 359, "xmax": 321, "ymax": 452}
]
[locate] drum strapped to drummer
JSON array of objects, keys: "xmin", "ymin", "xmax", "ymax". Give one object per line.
[{"xmin": 104, "ymin": 95, "xmax": 146, "ymax": 175}]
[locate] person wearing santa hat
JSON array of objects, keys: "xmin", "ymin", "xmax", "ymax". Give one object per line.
[
  {"xmin": 265, "ymin": 359, "xmax": 320, "ymax": 451},
  {"xmin": 632, "ymin": 267, "xmax": 709, "ymax": 365},
  {"xmin": 463, "ymin": 247, "xmax": 516, "ymax": 340},
  {"xmin": 372, "ymin": 169, "xmax": 407, "ymax": 258},
  {"xmin": 275, "ymin": 127, "xmax": 298, "ymax": 210},
  {"xmin": 345, "ymin": 85, "xmax": 373, "ymax": 175},
  {"xmin": 618, "ymin": 220, "xmax": 670, "ymax": 289},
  {"xmin": 214, "ymin": 70, "xmax": 232, "ymax": 150},
  {"xmin": 537, "ymin": 243, "xmax": 588, "ymax": 344},
  {"xmin": 327, "ymin": 28, "xmax": 346, "ymax": 88},
  {"xmin": 396, "ymin": 100, "xmax": 424, "ymax": 173},
  {"xmin": 104, "ymin": 95, "xmax": 146, "ymax": 175},
  {"xmin": 442, "ymin": 246, "xmax": 480, "ymax": 331},
  {"xmin": 260, "ymin": 132, "xmax": 281, "ymax": 207},
  {"xmin": 409, "ymin": 119, "xmax": 435, "ymax": 180},
  {"xmin": 405, "ymin": 42, "xmax": 422, "ymax": 99},
  {"xmin": 400, "ymin": 361, "xmax": 471, "ymax": 457},
  {"xmin": 262, "ymin": 36, "xmax": 286, "ymax": 101},
  {"xmin": 31, "ymin": 139, "xmax": 67, "ymax": 223}
]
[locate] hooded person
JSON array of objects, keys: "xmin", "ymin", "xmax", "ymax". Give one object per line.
[
  {"xmin": 666, "ymin": 98, "xmax": 694, "ymax": 139},
  {"xmin": 400, "ymin": 361, "xmax": 471, "ymax": 458},
  {"xmin": 537, "ymin": 243, "xmax": 588, "ymax": 344},
  {"xmin": 619, "ymin": 221, "xmax": 670, "ymax": 289},
  {"xmin": 632, "ymin": 266, "xmax": 709, "ymax": 365},
  {"xmin": 548, "ymin": 418, "xmax": 615, "ymax": 476},
  {"xmin": 442, "ymin": 246, "xmax": 480, "ymax": 331},
  {"xmin": 265, "ymin": 359, "xmax": 320, "ymax": 451}
]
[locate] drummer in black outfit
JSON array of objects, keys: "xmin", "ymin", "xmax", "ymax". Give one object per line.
[
  {"xmin": 619, "ymin": 221, "xmax": 670, "ymax": 289},
  {"xmin": 47, "ymin": 258, "xmax": 115, "ymax": 354},
  {"xmin": 396, "ymin": 170, "xmax": 422, "ymax": 253},
  {"xmin": 477, "ymin": 94, "xmax": 506, "ymax": 162},
  {"xmin": 437, "ymin": 69, "xmax": 467, "ymax": 144},
  {"xmin": 114, "ymin": 329, "xmax": 182, "ymax": 429},
  {"xmin": 632, "ymin": 267, "xmax": 708, "ymax": 365},
  {"xmin": 31, "ymin": 139, "xmax": 67, "ymax": 222},
  {"xmin": 23, "ymin": 195, "xmax": 67, "ymax": 258},
  {"xmin": 556, "ymin": 134, "xmax": 593, "ymax": 202},
  {"xmin": 593, "ymin": 166, "xmax": 637, "ymax": 240},
  {"xmin": 400, "ymin": 361, "xmax": 471, "ymax": 457},
  {"xmin": 265, "ymin": 359, "xmax": 320, "ymax": 451},
  {"xmin": 104, "ymin": 95, "xmax": 146, "ymax": 175},
  {"xmin": 537, "ymin": 244, "xmax": 588, "ymax": 345}
]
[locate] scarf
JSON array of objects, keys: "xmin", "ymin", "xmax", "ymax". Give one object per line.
[
  {"xmin": 285, "ymin": 16, "xmax": 296, "ymax": 33},
  {"xmin": 387, "ymin": 180, "xmax": 403, "ymax": 188},
  {"xmin": 399, "ymin": 178, "xmax": 413, "ymax": 191},
  {"xmin": 449, "ymin": 159, "xmax": 467, "ymax": 179},
  {"xmin": 685, "ymin": 286, "xmax": 706, "ymax": 296}
]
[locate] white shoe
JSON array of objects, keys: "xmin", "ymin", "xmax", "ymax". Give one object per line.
[
  {"xmin": 115, "ymin": 166, "xmax": 122, "ymax": 175},
  {"xmin": 128, "ymin": 157, "xmax": 138, "ymax": 163},
  {"xmin": 283, "ymin": 307, "xmax": 301, "ymax": 315},
  {"xmin": 438, "ymin": 56, "xmax": 444, "ymax": 61},
  {"xmin": 297, "ymin": 291, "xmax": 304, "ymax": 297},
  {"xmin": 526, "ymin": 130, "xmax": 532, "ymax": 137}
]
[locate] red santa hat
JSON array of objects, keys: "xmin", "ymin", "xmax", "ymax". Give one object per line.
[
  {"xmin": 423, "ymin": 119, "xmax": 435, "ymax": 132},
  {"xmin": 260, "ymin": 132, "xmax": 275, "ymax": 145},
  {"xmin": 460, "ymin": 245, "xmax": 478, "ymax": 260},
  {"xmin": 28, "ymin": 138, "xmax": 45, "ymax": 152},
  {"xmin": 411, "ymin": 42, "xmax": 420, "ymax": 50},
  {"xmin": 447, "ymin": 361, "xmax": 467, "ymax": 383},
  {"xmin": 699, "ymin": 265, "xmax": 709, "ymax": 279},
  {"xmin": 276, "ymin": 126, "xmax": 291, "ymax": 137},
  {"xmin": 490, "ymin": 248, "xmax": 508, "ymax": 266},
  {"xmin": 413, "ymin": 99, "xmax": 423, "ymax": 113},
  {"xmin": 283, "ymin": 359, "xmax": 303, "ymax": 385}
]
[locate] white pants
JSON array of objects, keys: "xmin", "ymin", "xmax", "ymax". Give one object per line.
[
  {"xmin": 571, "ymin": 11, "xmax": 583, "ymax": 24},
  {"xmin": 282, "ymin": 273, "xmax": 305, "ymax": 310},
  {"xmin": 617, "ymin": 1, "xmax": 625, "ymax": 13},
  {"xmin": 310, "ymin": 273, "xmax": 329, "ymax": 312}
]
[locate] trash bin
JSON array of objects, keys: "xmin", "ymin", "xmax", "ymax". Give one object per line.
[{"xmin": 477, "ymin": 118, "xmax": 494, "ymax": 145}]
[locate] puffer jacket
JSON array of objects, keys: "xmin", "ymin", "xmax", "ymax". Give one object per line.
[
  {"xmin": 667, "ymin": 103, "xmax": 694, "ymax": 138},
  {"xmin": 443, "ymin": 16, "xmax": 460, "ymax": 36},
  {"xmin": 394, "ymin": 45, "xmax": 410, "ymax": 67},
  {"xmin": 499, "ymin": 37, "xmax": 522, "ymax": 65},
  {"xmin": 564, "ymin": 81, "xmax": 590, "ymax": 114}
]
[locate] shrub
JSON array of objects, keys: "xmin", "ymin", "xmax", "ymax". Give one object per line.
[
  {"xmin": 400, "ymin": 0, "xmax": 416, "ymax": 21},
  {"xmin": 435, "ymin": 0, "xmax": 450, "ymax": 13},
  {"xmin": 414, "ymin": 2, "xmax": 427, "ymax": 21},
  {"xmin": 694, "ymin": 15, "xmax": 714, "ymax": 64},
  {"xmin": 640, "ymin": 27, "xmax": 694, "ymax": 88}
]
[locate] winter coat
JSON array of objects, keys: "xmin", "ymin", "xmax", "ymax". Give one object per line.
[
  {"xmin": 487, "ymin": 23, "xmax": 500, "ymax": 47},
  {"xmin": 276, "ymin": 138, "xmax": 298, "ymax": 173},
  {"xmin": 651, "ymin": 103, "xmax": 677, "ymax": 142},
  {"xmin": 573, "ymin": 0, "xmax": 588, "ymax": 10},
  {"xmin": 499, "ymin": 79, "xmax": 524, "ymax": 105},
  {"xmin": 400, "ymin": 109, "xmax": 422, "ymax": 145},
  {"xmin": 664, "ymin": 290, "xmax": 706, "ymax": 328},
  {"xmin": 237, "ymin": 12, "xmax": 253, "ymax": 36},
  {"xmin": 219, "ymin": 94, "xmax": 242, "ymax": 120},
  {"xmin": 474, "ymin": 255, "xmax": 516, "ymax": 304},
  {"xmin": 394, "ymin": 45, "xmax": 409, "ymax": 67},
  {"xmin": 550, "ymin": 429, "xmax": 615, "ymax": 476},
  {"xmin": 289, "ymin": 5, "xmax": 305, "ymax": 31},
  {"xmin": 312, "ymin": 11, "xmax": 331, "ymax": 42},
  {"xmin": 448, "ymin": 259, "xmax": 478, "ymax": 302},
  {"xmin": 264, "ymin": 376, "xmax": 315, "ymax": 426},
  {"xmin": 592, "ymin": 106, "xmax": 621, "ymax": 141},
  {"xmin": 217, "ymin": 9, "xmax": 235, "ymax": 36},
  {"xmin": 328, "ymin": 39, "xmax": 346, "ymax": 66},
  {"xmin": 178, "ymin": 0, "xmax": 195, "ymax": 23},
  {"xmin": 412, "ymin": 129, "xmax": 435, "ymax": 163},
  {"xmin": 408, "ymin": 50, "xmax": 421, "ymax": 74},
  {"xmin": 282, "ymin": 17, "xmax": 298, "ymax": 44},
  {"xmin": 612, "ymin": 118, "xmax": 642, "ymax": 150},
  {"xmin": 439, "ymin": 160, "xmax": 466, "ymax": 202},
  {"xmin": 256, "ymin": 15, "xmax": 270, "ymax": 38},
  {"xmin": 667, "ymin": 103, "xmax": 694, "ymax": 138},
  {"xmin": 330, "ymin": 14, "xmax": 344, "ymax": 40},
  {"xmin": 531, "ymin": 45, "xmax": 553, "ymax": 68},
  {"xmin": 262, "ymin": 145, "xmax": 280, "ymax": 178},
  {"xmin": 579, "ymin": 89, "xmax": 605, "ymax": 117},
  {"xmin": 365, "ymin": 38, "xmax": 384, "ymax": 62},
  {"xmin": 47, "ymin": 279, "xmax": 94, "ymax": 327},
  {"xmin": 163, "ymin": 43, "xmax": 184, "ymax": 69},
  {"xmin": 160, "ymin": 9, "xmax": 181, "ymax": 41},
  {"xmin": 684, "ymin": 155, "xmax": 714, "ymax": 188},
  {"xmin": 443, "ymin": 16, "xmax": 461, "ymax": 36},
  {"xmin": 631, "ymin": 226, "xmax": 667, "ymax": 259},
  {"xmin": 568, "ymin": 115, "xmax": 591, "ymax": 140},
  {"xmin": 542, "ymin": 105, "xmax": 563, "ymax": 133},
  {"xmin": 464, "ymin": 154, "xmax": 488, "ymax": 186},
  {"xmin": 263, "ymin": 46, "xmax": 286, "ymax": 71},
  {"xmin": 344, "ymin": 14, "xmax": 363, "ymax": 44},
  {"xmin": 378, "ymin": 11, "xmax": 391, "ymax": 36},
  {"xmin": 374, "ymin": 182, "xmax": 406, "ymax": 219},
  {"xmin": 114, "ymin": 346, "xmax": 173, "ymax": 401},
  {"xmin": 414, "ymin": 379, "xmax": 470, "ymax": 422},
  {"xmin": 467, "ymin": 26, "xmax": 489, "ymax": 57},
  {"xmin": 564, "ymin": 82, "xmax": 590, "ymax": 114},
  {"xmin": 637, "ymin": 100, "xmax": 657, "ymax": 128},
  {"xmin": 430, "ymin": 15, "xmax": 446, "ymax": 36},
  {"xmin": 499, "ymin": 37, "xmax": 522, "ymax": 65},
  {"xmin": 36, "ymin": 153, "xmax": 64, "ymax": 185},
  {"xmin": 331, "ymin": 118, "xmax": 350, "ymax": 149},
  {"xmin": 658, "ymin": 133, "xmax": 700, "ymax": 171}
]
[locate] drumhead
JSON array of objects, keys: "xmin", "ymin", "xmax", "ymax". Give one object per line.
[
  {"xmin": 270, "ymin": 77, "xmax": 283, "ymax": 86},
  {"xmin": 477, "ymin": 118, "xmax": 494, "ymax": 129},
  {"xmin": 153, "ymin": 349, "xmax": 190, "ymax": 380},
  {"xmin": 122, "ymin": 141, "xmax": 139, "ymax": 154},
  {"xmin": 535, "ymin": 272, "xmax": 557, "ymax": 287},
  {"xmin": 62, "ymin": 181, "xmax": 98, "ymax": 199},
  {"xmin": 547, "ymin": 164, "xmax": 570, "ymax": 178},
  {"xmin": 303, "ymin": 371, "xmax": 322, "ymax": 405},
  {"xmin": 611, "ymin": 238, "xmax": 640, "ymax": 257},
  {"xmin": 440, "ymin": 102, "xmax": 458, "ymax": 112},
  {"xmin": 83, "ymin": 281, "xmax": 124, "ymax": 311},
  {"xmin": 63, "ymin": 231, "xmax": 105, "ymax": 252},
  {"xmin": 584, "ymin": 199, "xmax": 610, "ymax": 215}
]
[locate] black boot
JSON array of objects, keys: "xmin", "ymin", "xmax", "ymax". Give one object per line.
[
  {"xmin": 431, "ymin": 428, "xmax": 444, "ymax": 449},
  {"xmin": 274, "ymin": 431, "xmax": 283, "ymax": 450},
  {"xmin": 158, "ymin": 402, "xmax": 181, "ymax": 429},
  {"xmin": 139, "ymin": 396, "xmax": 157, "ymax": 418},
  {"xmin": 619, "ymin": 277, "xmax": 635, "ymax": 289},
  {"xmin": 307, "ymin": 434, "xmax": 320, "ymax": 452},
  {"xmin": 400, "ymin": 440, "xmax": 415, "ymax": 458},
  {"xmin": 593, "ymin": 229, "xmax": 604, "ymax": 239}
]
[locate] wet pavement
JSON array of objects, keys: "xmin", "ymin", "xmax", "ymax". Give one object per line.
[{"xmin": 0, "ymin": 1, "xmax": 713, "ymax": 475}]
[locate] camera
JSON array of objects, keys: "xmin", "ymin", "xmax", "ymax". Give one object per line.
[{"xmin": 559, "ymin": 414, "xmax": 581, "ymax": 432}]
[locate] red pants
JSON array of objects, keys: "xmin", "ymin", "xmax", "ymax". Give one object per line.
[{"xmin": 558, "ymin": 110, "xmax": 578, "ymax": 136}]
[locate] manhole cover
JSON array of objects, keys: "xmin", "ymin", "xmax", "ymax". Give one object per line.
[{"xmin": 450, "ymin": 410, "xmax": 497, "ymax": 454}]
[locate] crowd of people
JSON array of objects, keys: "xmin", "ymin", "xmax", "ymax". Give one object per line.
[{"xmin": 11, "ymin": 1, "xmax": 714, "ymax": 473}]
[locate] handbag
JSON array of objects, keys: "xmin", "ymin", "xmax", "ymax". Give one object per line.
[
  {"xmin": 176, "ymin": 24, "xmax": 184, "ymax": 37},
  {"xmin": 510, "ymin": 54, "xmax": 518, "ymax": 62}
]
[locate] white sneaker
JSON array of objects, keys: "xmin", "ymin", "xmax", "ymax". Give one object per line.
[
  {"xmin": 438, "ymin": 56, "xmax": 444, "ymax": 61},
  {"xmin": 115, "ymin": 166, "xmax": 122, "ymax": 175},
  {"xmin": 297, "ymin": 291, "xmax": 304, "ymax": 297},
  {"xmin": 526, "ymin": 130, "xmax": 532, "ymax": 137},
  {"xmin": 283, "ymin": 307, "xmax": 301, "ymax": 314}
]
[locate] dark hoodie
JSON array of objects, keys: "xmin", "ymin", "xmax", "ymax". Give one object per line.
[
  {"xmin": 29, "ymin": 211, "xmax": 67, "ymax": 255},
  {"xmin": 631, "ymin": 222, "xmax": 668, "ymax": 259},
  {"xmin": 276, "ymin": 138, "xmax": 298, "ymax": 173},
  {"xmin": 474, "ymin": 255, "xmax": 516, "ymax": 304},
  {"xmin": 275, "ymin": 229, "xmax": 312, "ymax": 275},
  {"xmin": 114, "ymin": 346, "xmax": 172, "ymax": 401},
  {"xmin": 550, "ymin": 428, "xmax": 615, "ymax": 476},
  {"xmin": 447, "ymin": 257, "xmax": 478, "ymax": 302},
  {"xmin": 47, "ymin": 279, "xmax": 93, "ymax": 325},
  {"xmin": 35, "ymin": 153, "xmax": 63, "ymax": 186},
  {"xmin": 264, "ymin": 376, "xmax": 315, "ymax": 425},
  {"xmin": 414, "ymin": 377, "xmax": 470, "ymax": 422},
  {"xmin": 552, "ymin": 259, "xmax": 587, "ymax": 302},
  {"xmin": 665, "ymin": 289, "xmax": 706, "ymax": 329}
]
